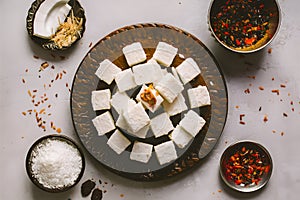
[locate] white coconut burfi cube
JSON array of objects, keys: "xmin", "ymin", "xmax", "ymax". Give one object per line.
[
  {"xmin": 92, "ymin": 111, "xmax": 115, "ymax": 136},
  {"xmin": 179, "ymin": 110, "xmax": 206, "ymax": 137},
  {"xmin": 122, "ymin": 42, "xmax": 147, "ymax": 66},
  {"xmin": 107, "ymin": 129, "xmax": 131, "ymax": 154},
  {"xmin": 176, "ymin": 58, "xmax": 201, "ymax": 85},
  {"xmin": 117, "ymin": 113, "xmax": 149, "ymax": 138},
  {"xmin": 123, "ymin": 102, "xmax": 150, "ymax": 133},
  {"xmin": 115, "ymin": 68, "xmax": 137, "ymax": 92},
  {"xmin": 154, "ymin": 141, "xmax": 178, "ymax": 165},
  {"xmin": 95, "ymin": 59, "xmax": 121, "ymax": 85},
  {"xmin": 136, "ymin": 85, "xmax": 164, "ymax": 113},
  {"xmin": 187, "ymin": 85, "xmax": 211, "ymax": 108},
  {"xmin": 130, "ymin": 141, "xmax": 153, "ymax": 163},
  {"xmin": 132, "ymin": 63, "xmax": 161, "ymax": 85},
  {"xmin": 110, "ymin": 91, "xmax": 136, "ymax": 114},
  {"xmin": 162, "ymin": 93, "xmax": 187, "ymax": 116},
  {"xmin": 91, "ymin": 89, "xmax": 111, "ymax": 111},
  {"xmin": 169, "ymin": 125, "xmax": 193, "ymax": 148},
  {"xmin": 153, "ymin": 42, "xmax": 178, "ymax": 67},
  {"xmin": 150, "ymin": 112, "xmax": 174, "ymax": 138},
  {"xmin": 155, "ymin": 73, "xmax": 184, "ymax": 103}
]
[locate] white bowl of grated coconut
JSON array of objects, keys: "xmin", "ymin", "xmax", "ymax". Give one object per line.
[{"xmin": 25, "ymin": 134, "xmax": 85, "ymax": 192}]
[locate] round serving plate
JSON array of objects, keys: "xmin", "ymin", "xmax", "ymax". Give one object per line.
[{"xmin": 71, "ymin": 23, "xmax": 228, "ymax": 181}]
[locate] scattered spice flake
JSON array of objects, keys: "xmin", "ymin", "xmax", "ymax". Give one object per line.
[
  {"xmin": 33, "ymin": 55, "xmax": 39, "ymax": 59},
  {"xmin": 240, "ymin": 114, "xmax": 245, "ymax": 121},
  {"xmin": 120, "ymin": 194, "xmax": 124, "ymax": 198},
  {"xmin": 290, "ymin": 101, "xmax": 294, "ymax": 105},
  {"xmin": 28, "ymin": 90, "xmax": 32, "ymax": 97},
  {"xmin": 259, "ymin": 106, "xmax": 262, "ymax": 111},
  {"xmin": 292, "ymin": 108, "xmax": 295, "ymax": 112},
  {"xmin": 247, "ymin": 75, "xmax": 256, "ymax": 79},
  {"xmin": 263, "ymin": 115, "xmax": 268, "ymax": 123},
  {"xmin": 55, "ymin": 93, "xmax": 58, "ymax": 98},
  {"xmin": 283, "ymin": 113, "xmax": 288, "ymax": 117},
  {"xmin": 239, "ymin": 121, "xmax": 246, "ymax": 125},
  {"xmin": 25, "ymin": 69, "xmax": 29, "ymax": 73},
  {"xmin": 218, "ymin": 189, "xmax": 222, "ymax": 193},
  {"xmin": 244, "ymin": 88, "xmax": 250, "ymax": 94},
  {"xmin": 22, "ymin": 112, "xmax": 27, "ymax": 116},
  {"xmin": 56, "ymin": 127, "xmax": 62, "ymax": 133},
  {"xmin": 66, "ymin": 83, "xmax": 69, "ymax": 88},
  {"xmin": 258, "ymin": 86, "xmax": 264, "ymax": 90},
  {"xmin": 22, "ymin": 78, "xmax": 26, "ymax": 84},
  {"xmin": 89, "ymin": 42, "xmax": 93, "ymax": 47},
  {"xmin": 62, "ymin": 70, "xmax": 67, "ymax": 74},
  {"xmin": 268, "ymin": 48, "xmax": 272, "ymax": 54},
  {"xmin": 272, "ymin": 130, "xmax": 276, "ymax": 133},
  {"xmin": 51, "ymin": 65, "xmax": 55, "ymax": 69},
  {"xmin": 281, "ymin": 132, "xmax": 285, "ymax": 136},
  {"xmin": 280, "ymin": 84, "xmax": 286, "ymax": 88},
  {"xmin": 235, "ymin": 105, "xmax": 240, "ymax": 109},
  {"xmin": 39, "ymin": 62, "xmax": 49, "ymax": 71},
  {"xmin": 271, "ymin": 89, "xmax": 280, "ymax": 95},
  {"xmin": 272, "ymin": 77, "xmax": 275, "ymax": 81}
]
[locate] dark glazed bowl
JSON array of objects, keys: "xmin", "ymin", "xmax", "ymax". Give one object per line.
[
  {"xmin": 25, "ymin": 134, "xmax": 85, "ymax": 193},
  {"xmin": 26, "ymin": 0, "xmax": 86, "ymax": 51},
  {"xmin": 208, "ymin": 0, "xmax": 281, "ymax": 53},
  {"xmin": 220, "ymin": 141, "xmax": 273, "ymax": 192}
]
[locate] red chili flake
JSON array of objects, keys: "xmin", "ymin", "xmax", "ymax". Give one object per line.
[
  {"xmin": 244, "ymin": 88, "xmax": 250, "ymax": 94},
  {"xmin": 290, "ymin": 101, "xmax": 294, "ymax": 105},
  {"xmin": 239, "ymin": 121, "xmax": 246, "ymax": 125},
  {"xmin": 240, "ymin": 114, "xmax": 245, "ymax": 121},
  {"xmin": 258, "ymin": 86, "xmax": 264, "ymax": 91},
  {"xmin": 271, "ymin": 89, "xmax": 280, "ymax": 95},
  {"xmin": 263, "ymin": 115, "xmax": 268, "ymax": 122},
  {"xmin": 247, "ymin": 75, "xmax": 256, "ymax": 79},
  {"xmin": 280, "ymin": 84, "xmax": 286, "ymax": 88},
  {"xmin": 268, "ymin": 48, "xmax": 272, "ymax": 54}
]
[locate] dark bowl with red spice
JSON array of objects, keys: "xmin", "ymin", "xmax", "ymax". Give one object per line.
[
  {"xmin": 219, "ymin": 141, "xmax": 273, "ymax": 192},
  {"xmin": 208, "ymin": 0, "xmax": 281, "ymax": 53}
]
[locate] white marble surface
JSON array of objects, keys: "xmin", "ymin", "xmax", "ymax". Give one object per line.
[{"xmin": 1, "ymin": 0, "xmax": 300, "ymax": 199}]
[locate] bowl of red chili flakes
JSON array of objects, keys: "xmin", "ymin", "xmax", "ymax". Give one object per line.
[
  {"xmin": 220, "ymin": 141, "xmax": 273, "ymax": 192},
  {"xmin": 208, "ymin": 0, "xmax": 281, "ymax": 53}
]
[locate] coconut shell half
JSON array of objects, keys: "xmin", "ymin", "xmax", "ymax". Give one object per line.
[{"xmin": 26, "ymin": 0, "xmax": 86, "ymax": 50}]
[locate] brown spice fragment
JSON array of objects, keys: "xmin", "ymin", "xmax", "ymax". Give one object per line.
[
  {"xmin": 259, "ymin": 106, "xmax": 262, "ymax": 111},
  {"xmin": 258, "ymin": 86, "xmax": 264, "ymax": 91},
  {"xmin": 263, "ymin": 115, "xmax": 268, "ymax": 122},
  {"xmin": 22, "ymin": 78, "xmax": 26, "ymax": 84},
  {"xmin": 272, "ymin": 77, "xmax": 275, "ymax": 81},
  {"xmin": 271, "ymin": 89, "xmax": 280, "ymax": 95},
  {"xmin": 56, "ymin": 128, "xmax": 62, "ymax": 133},
  {"xmin": 89, "ymin": 42, "xmax": 93, "ymax": 47},
  {"xmin": 247, "ymin": 75, "xmax": 256, "ymax": 79},
  {"xmin": 33, "ymin": 55, "xmax": 39, "ymax": 59},
  {"xmin": 244, "ymin": 88, "xmax": 250, "ymax": 94},
  {"xmin": 283, "ymin": 113, "xmax": 288, "ymax": 117},
  {"xmin": 268, "ymin": 48, "xmax": 272, "ymax": 54},
  {"xmin": 28, "ymin": 90, "xmax": 32, "ymax": 97},
  {"xmin": 120, "ymin": 194, "xmax": 124, "ymax": 198},
  {"xmin": 281, "ymin": 132, "xmax": 285, "ymax": 136},
  {"xmin": 280, "ymin": 84, "xmax": 286, "ymax": 88},
  {"xmin": 240, "ymin": 114, "xmax": 245, "ymax": 121},
  {"xmin": 239, "ymin": 121, "xmax": 246, "ymax": 125},
  {"xmin": 22, "ymin": 112, "xmax": 27, "ymax": 116},
  {"xmin": 40, "ymin": 62, "xmax": 49, "ymax": 70}
]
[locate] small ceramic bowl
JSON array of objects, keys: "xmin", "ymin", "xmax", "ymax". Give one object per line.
[
  {"xmin": 26, "ymin": 0, "xmax": 86, "ymax": 50},
  {"xmin": 25, "ymin": 134, "xmax": 85, "ymax": 193},
  {"xmin": 219, "ymin": 141, "xmax": 273, "ymax": 192},
  {"xmin": 208, "ymin": 0, "xmax": 281, "ymax": 53}
]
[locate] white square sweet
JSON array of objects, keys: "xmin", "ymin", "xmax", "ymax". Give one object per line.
[
  {"xmin": 179, "ymin": 110, "xmax": 206, "ymax": 137},
  {"xmin": 107, "ymin": 129, "xmax": 131, "ymax": 154},
  {"xmin": 162, "ymin": 93, "xmax": 187, "ymax": 116},
  {"xmin": 130, "ymin": 141, "xmax": 153, "ymax": 163},
  {"xmin": 129, "ymin": 124, "xmax": 150, "ymax": 138},
  {"xmin": 153, "ymin": 42, "xmax": 178, "ymax": 67},
  {"xmin": 155, "ymin": 73, "xmax": 184, "ymax": 103},
  {"xmin": 123, "ymin": 102, "xmax": 150, "ymax": 133},
  {"xmin": 95, "ymin": 59, "xmax": 122, "ymax": 85},
  {"xmin": 136, "ymin": 85, "xmax": 164, "ymax": 113},
  {"xmin": 92, "ymin": 111, "xmax": 116, "ymax": 136},
  {"xmin": 169, "ymin": 125, "xmax": 193, "ymax": 148},
  {"xmin": 122, "ymin": 42, "xmax": 147, "ymax": 66},
  {"xmin": 154, "ymin": 141, "xmax": 178, "ymax": 165},
  {"xmin": 115, "ymin": 68, "xmax": 137, "ymax": 92},
  {"xmin": 187, "ymin": 85, "xmax": 211, "ymax": 108},
  {"xmin": 132, "ymin": 63, "xmax": 161, "ymax": 85},
  {"xmin": 176, "ymin": 58, "xmax": 201, "ymax": 85},
  {"xmin": 91, "ymin": 89, "xmax": 111, "ymax": 111},
  {"xmin": 150, "ymin": 112, "xmax": 174, "ymax": 138}
]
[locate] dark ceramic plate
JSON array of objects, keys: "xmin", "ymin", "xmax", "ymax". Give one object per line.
[
  {"xmin": 71, "ymin": 23, "xmax": 228, "ymax": 181},
  {"xmin": 26, "ymin": 0, "xmax": 86, "ymax": 50},
  {"xmin": 25, "ymin": 134, "xmax": 85, "ymax": 192}
]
